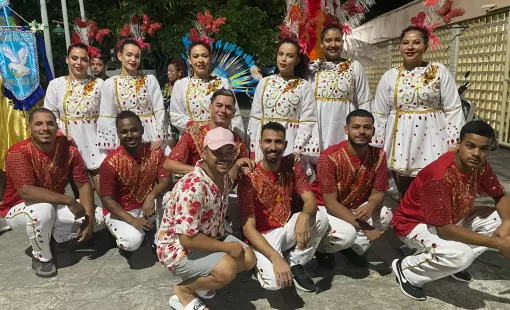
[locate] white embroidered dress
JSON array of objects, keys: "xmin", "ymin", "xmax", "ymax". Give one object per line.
[
  {"xmin": 309, "ymin": 59, "xmax": 372, "ymax": 151},
  {"xmin": 44, "ymin": 76, "xmax": 104, "ymax": 170},
  {"xmin": 247, "ymin": 74, "xmax": 320, "ymax": 162},
  {"xmin": 372, "ymin": 62, "xmax": 464, "ymax": 176},
  {"xmin": 169, "ymin": 77, "xmax": 245, "ymax": 137},
  {"xmin": 97, "ymin": 74, "xmax": 166, "ymax": 150}
]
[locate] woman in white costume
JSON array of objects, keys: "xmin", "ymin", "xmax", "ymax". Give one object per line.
[
  {"xmin": 97, "ymin": 39, "xmax": 166, "ymax": 151},
  {"xmin": 372, "ymin": 26, "xmax": 465, "ymax": 196},
  {"xmin": 247, "ymin": 38, "xmax": 319, "ymax": 168},
  {"xmin": 169, "ymin": 41, "xmax": 244, "ymax": 137},
  {"xmin": 44, "ymin": 43, "xmax": 104, "ymax": 188},
  {"xmin": 308, "ymin": 24, "xmax": 372, "ymax": 151}
]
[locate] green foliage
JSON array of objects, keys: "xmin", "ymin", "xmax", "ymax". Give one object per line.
[{"xmin": 9, "ymin": 0, "xmax": 286, "ymax": 76}]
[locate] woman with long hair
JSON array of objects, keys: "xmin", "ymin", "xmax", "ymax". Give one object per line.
[
  {"xmin": 247, "ymin": 38, "xmax": 319, "ymax": 167},
  {"xmin": 169, "ymin": 41, "xmax": 244, "ymax": 137},
  {"xmin": 372, "ymin": 26, "xmax": 465, "ymax": 197},
  {"xmin": 97, "ymin": 39, "xmax": 166, "ymax": 151}
]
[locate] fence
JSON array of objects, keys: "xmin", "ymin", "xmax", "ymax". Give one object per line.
[{"xmin": 364, "ymin": 10, "xmax": 510, "ymax": 147}]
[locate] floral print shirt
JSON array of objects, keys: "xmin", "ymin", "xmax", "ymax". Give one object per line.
[{"xmin": 157, "ymin": 165, "xmax": 232, "ymax": 272}]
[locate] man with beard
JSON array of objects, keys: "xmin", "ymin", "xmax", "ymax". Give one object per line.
[
  {"xmin": 99, "ymin": 111, "xmax": 171, "ymax": 257},
  {"xmin": 0, "ymin": 108, "xmax": 103, "ymax": 278},
  {"xmin": 164, "ymin": 88, "xmax": 246, "ymax": 176},
  {"xmin": 240, "ymin": 122, "xmax": 331, "ymax": 293},
  {"xmin": 91, "ymin": 54, "xmax": 110, "ymax": 80},
  {"xmin": 314, "ymin": 109, "xmax": 392, "ymax": 269},
  {"xmin": 158, "ymin": 127, "xmax": 256, "ymax": 310},
  {"xmin": 392, "ymin": 121, "xmax": 510, "ymax": 301},
  {"xmin": 308, "ymin": 24, "xmax": 372, "ymax": 151}
]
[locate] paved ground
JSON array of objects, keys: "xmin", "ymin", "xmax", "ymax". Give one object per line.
[{"xmin": 1, "ymin": 123, "xmax": 510, "ymax": 309}]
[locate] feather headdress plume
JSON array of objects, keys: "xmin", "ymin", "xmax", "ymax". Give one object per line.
[
  {"xmin": 278, "ymin": 0, "xmax": 319, "ymax": 54},
  {"xmin": 71, "ymin": 18, "xmax": 110, "ymax": 58},
  {"xmin": 187, "ymin": 10, "xmax": 226, "ymax": 46},
  {"xmin": 410, "ymin": 0, "xmax": 465, "ymax": 49},
  {"xmin": 118, "ymin": 14, "xmax": 162, "ymax": 51}
]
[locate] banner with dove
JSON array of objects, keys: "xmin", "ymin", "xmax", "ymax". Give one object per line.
[{"xmin": 0, "ymin": 29, "xmax": 40, "ymax": 101}]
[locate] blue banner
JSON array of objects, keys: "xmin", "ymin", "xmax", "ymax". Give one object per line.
[{"xmin": 0, "ymin": 29, "xmax": 40, "ymax": 101}]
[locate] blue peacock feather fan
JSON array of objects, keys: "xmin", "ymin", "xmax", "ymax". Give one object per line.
[{"xmin": 181, "ymin": 35, "xmax": 259, "ymax": 97}]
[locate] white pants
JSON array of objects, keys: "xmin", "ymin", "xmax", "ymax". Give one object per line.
[
  {"xmin": 400, "ymin": 206, "xmax": 501, "ymax": 287},
  {"xmin": 317, "ymin": 204, "xmax": 393, "ymax": 255},
  {"xmin": 105, "ymin": 201, "xmax": 160, "ymax": 252},
  {"xmin": 254, "ymin": 211, "xmax": 329, "ymax": 290},
  {"xmin": 0, "ymin": 217, "xmax": 10, "ymax": 232},
  {"xmin": 4, "ymin": 201, "xmax": 105, "ymax": 262}
]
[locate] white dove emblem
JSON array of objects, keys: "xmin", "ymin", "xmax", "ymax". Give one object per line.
[{"xmin": 1, "ymin": 43, "xmax": 32, "ymax": 77}]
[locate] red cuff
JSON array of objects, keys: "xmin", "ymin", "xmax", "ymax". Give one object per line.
[{"xmin": 186, "ymin": 120, "xmax": 194, "ymax": 127}]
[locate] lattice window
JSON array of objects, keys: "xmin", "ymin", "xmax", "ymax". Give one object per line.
[
  {"xmin": 364, "ymin": 42, "xmax": 391, "ymax": 95},
  {"xmin": 456, "ymin": 12, "xmax": 509, "ymax": 135}
]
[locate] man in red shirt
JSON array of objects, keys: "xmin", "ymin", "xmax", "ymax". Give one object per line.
[
  {"xmin": 240, "ymin": 122, "xmax": 329, "ymax": 293},
  {"xmin": 392, "ymin": 121, "xmax": 510, "ymax": 301},
  {"xmin": 314, "ymin": 109, "xmax": 392, "ymax": 269},
  {"xmin": 0, "ymin": 108, "xmax": 102, "ymax": 278},
  {"xmin": 99, "ymin": 111, "xmax": 171, "ymax": 257},
  {"xmin": 164, "ymin": 88, "xmax": 246, "ymax": 175}
]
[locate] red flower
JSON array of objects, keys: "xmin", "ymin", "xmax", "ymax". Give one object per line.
[
  {"xmin": 424, "ymin": 0, "xmax": 439, "ymax": 6},
  {"xmin": 189, "ymin": 207, "xmax": 198, "ymax": 217},
  {"xmin": 186, "ymin": 217, "xmax": 194, "ymax": 224}
]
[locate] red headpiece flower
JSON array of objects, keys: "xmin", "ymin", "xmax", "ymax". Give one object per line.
[
  {"xmin": 188, "ymin": 10, "xmax": 226, "ymax": 45},
  {"xmin": 410, "ymin": 0, "xmax": 465, "ymax": 49},
  {"xmin": 71, "ymin": 18, "xmax": 110, "ymax": 58},
  {"xmin": 278, "ymin": 2, "xmax": 318, "ymax": 54},
  {"xmin": 117, "ymin": 14, "xmax": 162, "ymax": 51}
]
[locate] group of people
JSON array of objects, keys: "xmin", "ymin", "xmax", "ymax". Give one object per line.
[{"xmin": 0, "ymin": 20, "xmax": 509, "ymax": 310}]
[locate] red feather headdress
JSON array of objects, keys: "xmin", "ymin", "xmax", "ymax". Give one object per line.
[
  {"xmin": 410, "ymin": 0, "xmax": 466, "ymax": 49},
  {"xmin": 71, "ymin": 18, "xmax": 110, "ymax": 59},
  {"xmin": 278, "ymin": 1, "xmax": 319, "ymax": 54},
  {"xmin": 117, "ymin": 14, "xmax": 162, "ymax": 51},
  {"xmin": 187, "ymin": 10, "xmax": 226, "ymax": 45}
]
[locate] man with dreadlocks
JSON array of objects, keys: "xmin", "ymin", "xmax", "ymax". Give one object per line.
[{"xmin": 240, "ymin": 122, "xmax": 334, "ymax": 293}]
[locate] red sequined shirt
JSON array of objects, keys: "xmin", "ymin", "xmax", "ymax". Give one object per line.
[
  {"xmin": 239, "ymin": 156, "xmax": 312, "ymax": 233},
  {"xmin": 0, "ymin": 137, "xmax": 89, "ymax": 217},
  {"xmin": 314, "ymin": 140, "xmax": 389, "ymax": 207},
  {"xmin": 393, "ymin": 151, "xmax": 505, "ymax": 237},
  {"xmin": 168, "ymin": 124, "xmax": 246, "ymax": 166},
  {"xmin": 99, "ymin": 143, "xmax": 169, "ymax": 215}
]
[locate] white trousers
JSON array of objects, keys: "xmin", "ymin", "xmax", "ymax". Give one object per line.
[
  {"xmin": 400, "ymin": 206, "xmax": 501, "ymax": 287},
  {"xmin": 253, "ymin": 211, "xmax": 329, "ymax": 290},
  {"xmin": 0, "ymin": 217, "xmax": 10, "ymax": 232},
  {"xmin": 317, "ymin": 204, "xmax": 393, "ymax": 255},
  {"xmin": 4, "ymin": 201, "xmax": 105, "ymax": 262},
  {"xmin": 105, "ymin": 199, "xmax": 161, "ymax": 252}
]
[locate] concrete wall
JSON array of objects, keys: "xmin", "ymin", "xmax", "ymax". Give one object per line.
[{"xmin": 352, "ymin": 0, "xmax": 510, "ymax": 44}]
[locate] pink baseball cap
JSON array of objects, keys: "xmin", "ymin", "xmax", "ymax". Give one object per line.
[{"xmin": 204, "ymin": 127, "xmax": 235, "ymax": 150}]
